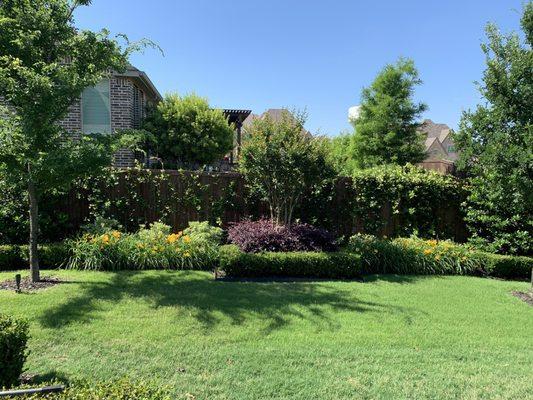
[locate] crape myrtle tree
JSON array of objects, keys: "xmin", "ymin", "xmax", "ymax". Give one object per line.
[
  {"xmin": 0, "ymin": 0, "xmax": 150, "ymax": 282},
  {"xmin": 142, "ymin": 93, "xmax": 235, "ymax": 168},
  {"xmin": 350, "ymin": 58, "xmax": 427, "ymax": 169},
  {"xmin": 240, "ymin": 109, "xmax": 335, "ymax": 226},
  {"xmin": 454, "ymin": 3, "xmax": 533, "ymax": 255}
]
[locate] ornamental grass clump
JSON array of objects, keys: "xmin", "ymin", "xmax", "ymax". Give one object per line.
[
  {"xmin": 67, "ymin": 221, "xmax": 222, "ymax": 271},
  {"xmin": 227, "ymin": 219, "xmax": 337, "ymax": 253}
]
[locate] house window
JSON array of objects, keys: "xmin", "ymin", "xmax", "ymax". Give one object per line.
[
  {"xmin": 82, "ymin": 79, "xmax": 111, "ymax": 134},
  {"xmin": 447, "ymin": 145, "xmax": 455, "ymax": 153}
]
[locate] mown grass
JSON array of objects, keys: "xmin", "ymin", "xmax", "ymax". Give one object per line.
[{"xmin": 0, "ymin": 270, "xmax": 531, "ymax": 399}]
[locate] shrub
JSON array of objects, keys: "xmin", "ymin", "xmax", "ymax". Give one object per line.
[
  {"xmin": 67, "ymin": 221, "xmax": 220, "ymax": 271},
  {"xmin": 183, "ymin": 221, "xmax": 223, "ymax": 244},
  {"xmin": 219, "ymin": 244, "xmax": 361, "ymax": 279},
  {"xmin": 0, "ymin": 314, "xmax": 29, "ymax": 389},
  {"xmin": 0, "ymin": 245, "xmax": 24, "ymax": 271},
  {"xmin": 346, "ymin": 234, "xmax": 532, "ymax": 279},
  {"xmin": 227, "ymin": 220, "xmax": 337, "ymax": 253},
  {"xmin": 16, "ymin": 379, "xmax": 172, "ymax": 399}
]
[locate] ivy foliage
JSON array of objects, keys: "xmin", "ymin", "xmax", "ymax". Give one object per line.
[
  {"xmin": 454, "ymin": 3, "xmax": 533, "ymax": 255},
  {"xmin": 350, "ymin": 165, "xmax": 467, "ymax": 240}
]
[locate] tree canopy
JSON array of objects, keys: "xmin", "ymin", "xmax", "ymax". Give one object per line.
[
  {"xmin": 349, "ymin": 58, "xmax": 427, "ymax": 170},
  {"xmin": 0, "ymin": 0, "xmax": 140, "ymax": 281},
  {"xmin": 454, "ymin": 3, "xmax": 533, "ymax": 255},
  {"xmin": 143, "ymin": 93, "xmax": 234, "ymax": 168},
  {"xmin": 240, "ymin": 109, "xmax": 335, "ymax": 225}
]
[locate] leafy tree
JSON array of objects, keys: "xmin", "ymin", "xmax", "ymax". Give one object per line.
[
  {"xmin": 0, "ymin": 0, "xmax": 143, "ymax": 281},
  {"xmin": 143, "ymin": 93, "xmax": 234, "ymax": 167},
  {"xmin": 240, "ymin": 109, "xmax": 335, "ymax": 225},
  {"xmin": 351, "ymin": 58, "xmax": 427, "ymax": 169},
  {"xmin": 454, "ymin": 3, "xmax": 533, "ymax": 255},
  {"xmin": 324, "ymin": 132, "xmax": 358, "ymax": 175}
]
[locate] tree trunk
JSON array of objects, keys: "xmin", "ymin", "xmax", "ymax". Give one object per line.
[{"xmin": 27, "ymin": 168, "xmax": 40, "ymax": 283}]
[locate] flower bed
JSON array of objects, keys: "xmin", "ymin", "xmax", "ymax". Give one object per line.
[
  {"xmin": 67, "ymin": 222, "xmax": 222, "ymax": 271},
  {"xmin": 347, "ymin": 234, "xmax": 532, "ymax": 279}
]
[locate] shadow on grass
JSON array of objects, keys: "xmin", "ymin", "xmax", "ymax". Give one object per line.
[
  {"xmin": 362, "ymin": 274, "xmax": 441, "ymax": 284},
  {"xmin": 38, "ymin": 271, "xmax": 424, "ymax": 333}
]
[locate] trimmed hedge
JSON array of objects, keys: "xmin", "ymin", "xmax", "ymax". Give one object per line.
[
  {"xmin": 0, "ymin": 244, "xmax": 69, "ymax": 271},
  {"xmin": 482, "ymin": 252, "xmax": 533, "ymax": 279},
  {"xmin": 0, "ymin": 314, "xmax": 29, "ymax": 389},
  {"xmin": 0, "ymin": 245, "xmax": 24, "ymax": 272},
  {"xmin": 12, "ymin": 379, "xmax": 172, "ymax": 399},
  {"xmin": 219, "ymin": 245, "xmax": 361, "ymax": 279},
  {"xmin": 347, "ymin": 235, "xmax": 532, "ymax": 279}
]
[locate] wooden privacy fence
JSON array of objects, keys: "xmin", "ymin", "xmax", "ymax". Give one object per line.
[{"xmin": 60, "ymin": 170, "xmax": 468, "ymax": 241}]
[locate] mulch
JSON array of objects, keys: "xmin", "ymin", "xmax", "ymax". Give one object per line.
[
  {"xmin": 0, "ymin": 276, "xmax": 64, "ymax": 292},
  {"xmin": 512, "ymin": 291, "xmax": 533, "ymax": 306}
]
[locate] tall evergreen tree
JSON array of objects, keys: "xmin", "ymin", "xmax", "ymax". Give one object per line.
[
  {"xmin": 351, "ymin": 58, "xmax": 427, "ymax": 169},
  {"xmin": 454, "ymin": 3, "xmax": 533, "ymax": 255}
]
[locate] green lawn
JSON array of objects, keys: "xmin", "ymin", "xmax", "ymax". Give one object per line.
[{"xmin": 1, "ymin": 270, "xmax": 532, "ymax": 399}]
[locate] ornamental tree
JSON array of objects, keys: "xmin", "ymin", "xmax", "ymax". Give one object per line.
[
  {"xmin": 143, "ymin": 93, "xmax": 234, "ymax": 168},
  {"xmin": 0, "ymin": 0, "xmax": 143, "ymax": 281},
  {"xmin": 454, "ymin": 3, "xmax": 533, "ymax": 255},
  {"xmin": 350, "ymin": 58, "xmax": 427, "ymax": 169},
  {"xmin": 240, "ymin": 109, "xmax": 335, "ymax": 226}
]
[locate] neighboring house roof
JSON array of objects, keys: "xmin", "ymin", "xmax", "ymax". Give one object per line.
[
  {"xmin": 419, "ymin": 119, "xmax": 457, "ymax": 162},
  {"xmin": 116, "ymin": 65, "xmax": 162, "ymax": 102}
]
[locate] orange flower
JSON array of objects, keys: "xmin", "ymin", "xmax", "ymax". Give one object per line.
[
  {"xmin": 423, "ymin": 249, "xmax": 433, "ymax": 255},
  {"xmin": 102, "ymin": 234, "xmax": 110, "ymax": 244},
  {"xmin": 183, "ymin": 252, "xmax": 191, "ymax": 258},
  {"xmin": 183, "ymin": 235, "xmax": 191, "ymax": 244},
  {"xmin": 112, "ymin": 231, "xmax": 121, "ymax": 239}
]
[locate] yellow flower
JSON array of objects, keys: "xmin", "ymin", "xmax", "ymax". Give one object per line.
[
  {"xmin": 167, "ymin": 234, "xmax": 178, "ymax": 244},
  {"xmin": 102, "ymin": 234, "xmax": 110, "ymax": 244},
  {"xmin": 183, "ymin": 235, "xmax": 191, "ymax": 243},
  {"xmin": 435, "ymin": 255, "xmax": 441, "ymax": 261},
  {"xmin": 183, "ymin": 252, "xmax": 191, "ymax": 258},
  {"xmin": 423, "ymin": 249, "xmax": 433, "ymax": 255},
  {"xmin": 112, "ymin": 231, "xmax": 121, "ymax": 239},
  {"xmin": 427, "ymin": 239, "xmax": 437, "ymax": 246}
]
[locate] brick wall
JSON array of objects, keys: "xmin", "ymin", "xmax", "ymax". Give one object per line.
[{"xmin": 58, "ymin": 100, "xmax": 82, "ymax": 134}]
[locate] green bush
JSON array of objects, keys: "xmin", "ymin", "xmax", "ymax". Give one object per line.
[
  {"xmin": 0, "ymin": 244, "xmax": 69, "ymax": 271},
  {"xmin": 219, "ymin": 245, "xmax": 361, "ymax": 279},
  {"xmin": 14, "ymin": 379, "xmax": 171, "ymax": 399},
  {"xmin": 0, "ymin": 314, "xmax": 29, "ymax": 389},
  {"xmin": 67, "ymin": 221, "xmax": 220, "ymax": 271},
  {"xmin": 346, "ymin": 234, "xmax": 532, "ymax": 279},
  {"xmin": 481, "ymin": 253, "xmax": 533, "ymax": 280},
  {"xmin": 0, "ymin": 245, "xmax": 24, "ymax": 271}
]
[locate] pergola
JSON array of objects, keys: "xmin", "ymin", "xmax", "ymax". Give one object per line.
[{"xmin": 223, "ymin": 109, "xmax": 251, "ymax": 163}]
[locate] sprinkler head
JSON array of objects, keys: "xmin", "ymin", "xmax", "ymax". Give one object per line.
[{"xmin": 15, "ymin": 274, "xmax": 21, "ymax": 293}]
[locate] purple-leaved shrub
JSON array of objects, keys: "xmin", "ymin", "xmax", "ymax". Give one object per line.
[{"xmin": 227, "ymin": 220, "xmax": 337, "ymax": 253}]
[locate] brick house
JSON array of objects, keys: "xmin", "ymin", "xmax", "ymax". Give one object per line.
[{"xmin": 59, "ymin": 65, "xmax": 162, "ymax": 167}]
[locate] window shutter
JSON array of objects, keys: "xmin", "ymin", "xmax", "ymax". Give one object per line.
[{"xmin": 82, "ymin": 79, "xmax": 111, "ymax": 134}]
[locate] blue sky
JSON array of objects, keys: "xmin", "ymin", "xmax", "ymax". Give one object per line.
[{"xmin": 75, "ymin": 0, "xmax": 526, "ymax": 136}]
